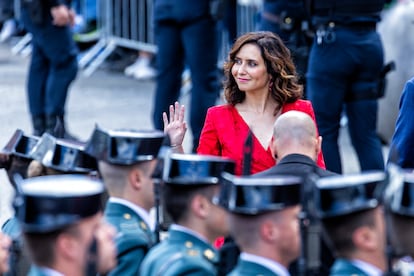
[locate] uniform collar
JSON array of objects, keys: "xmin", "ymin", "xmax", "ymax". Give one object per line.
[
  {"xmin": 240, "ymin": 252, "xmax": 290, "ymax": 276},
  {"xmin": 108, "ymin": 197, "xmax": 154, "ymax": 231},
  {"xmin": 32, "ymin": 266, "xmax": 64, "ymax": 276},
  {"xmin": 350, "ymin": 259, "xmax": 383, "ymax": 276},
  {"xmin": 169, "ymin": 224, "xmax": 209, "ymax": 245}
]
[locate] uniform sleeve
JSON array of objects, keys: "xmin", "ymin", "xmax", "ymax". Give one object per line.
[
  {"xmin": 197, "ymin": 107, "xmax": 221, "ymax": 156},
  {"xmin": 389, "ymin": 79, "xmax": 414, "ymax": 168},
  {"xmin": 108, "ymin": 234, "xmax": 149, "ymax": 276}
]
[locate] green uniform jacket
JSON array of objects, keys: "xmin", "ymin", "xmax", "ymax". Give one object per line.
[
  {"xmin": 27, "ymin": 265, "xmax": 52, "ymax": 276},
  {"xmin": 228, "ymin": 258, "xmax": 279, "ymax": 276},
  {"xmin": 140, "ymin": 228, "xmax": 218, "ymax": 276},
  {"xmin": 104, "ymin": 201, "xmax": 154, "ymax": 276},
  {"xmin": 330, "ymin": 258, "xmax": 369, "ymax": 276}
]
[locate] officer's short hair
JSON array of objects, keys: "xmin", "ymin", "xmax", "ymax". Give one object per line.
[
  {"xmin": 163, "ymin": 184, "xmax": 216, "ymax": 223},
  {"xmin": 388, "ymin": 213, "xmax": 414, "ymax": 257},
  {"xmin": 24, "ymin": 223, "xmax": 82, "ymax": 267},
  {"xmin": 322, "ymin": 208, "xmax": 377, "ymax": 258},
  {"xmin": 228, "ymin": 212, "xmax": 271, "ymax": 249},
  {"xmin": 162, "ymin": 153, "xmax": 235, "ymax": 223}
]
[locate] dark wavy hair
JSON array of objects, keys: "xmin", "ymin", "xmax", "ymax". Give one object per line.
[{"xmin": 223, "ymin": 31, "xmax": 303, "ymax": 113}]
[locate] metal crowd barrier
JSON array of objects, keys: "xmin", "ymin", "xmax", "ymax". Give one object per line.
[
  {"xmin": 11, "ymin": 0, "xmax": 261, "ymax": 76},
  {"xmin": 79, "ymin": 0, "xmax": 155, "ymax": 76},
  {"xmin": 80, "ymin": 0, "xmax": 261, "ymax": 77},
  {"xmin": 11, "ymin": 0, "xmax": 97, "ymax": 57}
]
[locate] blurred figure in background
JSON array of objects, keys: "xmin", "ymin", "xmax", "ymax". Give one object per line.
[
  {"xmin": 152, "ymin": 0, "xmax": 221, "ymax": 152},
  {"xmin": 21, "ymin": 0, "xmax": 79, "ymax": 139}
]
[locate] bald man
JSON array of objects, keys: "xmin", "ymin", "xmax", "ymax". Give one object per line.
[
  {"xmin": 255, "ymin": 110, "xmax": 336, "ymax": 276},
  {"xmin": 256, "ymin": 110, "xmax": 335, "ymax": 178}
]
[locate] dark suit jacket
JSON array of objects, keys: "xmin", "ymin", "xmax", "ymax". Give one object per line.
[
  {"xmin": 254, "ymin": 153, "xmax": 336, "ymax": 178},
  {"xmin": 254, "ymin": 153, "xmax": 337, "ymax": 276}
]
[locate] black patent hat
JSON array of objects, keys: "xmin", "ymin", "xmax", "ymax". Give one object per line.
[
  {"xmin": 314, "ymin": 171, "xmax": 386, "ymax": 219},
  {"xmin": 220, "ymin": 172, "xmax": 302, "ymax": 215},
  {"xmin": 1, "ymin": 129, "xmax": 39, "ymax": 160},
  {"xmin": 15, "ymin": 175, "xmax": 104, "ymax": 233},
  {"xmin": 30, "ymin": 133, "xmax": 98, "ymax": 173},
  {"xmin": 386, "ymin": 171, "xmax": 414, "ymax": 217},
  {"xmin": 163, "ymin": 153, "xmax": 235, "ymax": 185},
  {"xmin": 84, "ymin": 126, "xmax": 166, "ymax": 165}
]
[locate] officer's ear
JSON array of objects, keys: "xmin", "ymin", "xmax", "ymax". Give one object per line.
[
  {"xmin": 128, "ymin": 167, "xmax": 142, "ymax": 190},
  {"xmin": 260, "ymin": 215, "xmax": 280, "ymax": 243},
  {"xmin": 191, "ymin": 194, "xmax": 210, "ymax": 219},
  {"xmin": 57, "ymin": 231, "xmax": 81, "ymax": 262},
  {"xmin": 315, "ymin": 136, "xmax": 322, "ymax": 158},
  {"xmin": 352, "ymin": 225, "xmax": 376, "ymax": 251},
  {"xmin": 270, "ymin": 138, "xmax": 278, "ymax": 161}
]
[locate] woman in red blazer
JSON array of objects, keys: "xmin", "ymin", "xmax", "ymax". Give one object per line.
[{"xmin": 165, "ymin": 31, "xmax": 325, "ymax": 175}]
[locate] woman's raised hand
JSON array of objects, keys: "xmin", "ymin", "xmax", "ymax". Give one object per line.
[{"xmin": 163, "ymin": 102, "xmax": 187, "ymax": 149}]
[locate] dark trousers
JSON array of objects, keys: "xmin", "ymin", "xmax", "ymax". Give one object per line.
[
  {"xmin": 152, "ymin": 17, "xmax": 220, "ymax": 150},
  {"xmin": 21, "ymin": 8, "xmax": 78, "ymax": 117},
  {"xmin": 307, "ymin": 27, "xmax": 384, "ymax": 173}
]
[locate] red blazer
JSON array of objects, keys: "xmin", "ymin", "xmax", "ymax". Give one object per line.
[{"xmin": 197, "ymin": 99, "xmax": 325, "ymax": 175}]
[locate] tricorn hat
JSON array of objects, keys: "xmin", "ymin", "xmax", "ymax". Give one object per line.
[
  {"xmin": 386, "ymin": 171, "xmax": 414, "ymax": 217},
  {"xmin": 220, "ymin": 172, "xmax": 302, "ymax": 215},
  {"xmin": 30, "ymin": 133, "xmax": 97, "ymax": 173},
  {"xmin": 15, "ymin": 175, "xmax": 105, "ymax": 233},
  {"xmin": 84, "ymin": 126, "xmax": 166, "ymax": 165},
  {"xmin": 1, "ymin": 129, "xmax": 39, "ymax": 160},
  {"xmin": 163, "ymin": 153, "xmax": 235, "ymax": 185},
  {"xmin": 314, "ymin": 171, "xmax": 386, "ymax": 219}
]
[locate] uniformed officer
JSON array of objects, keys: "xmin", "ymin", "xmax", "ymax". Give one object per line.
[
  {"xmin": 314, "ymin": 171, "xmax": 388, "ymax": 276},
  {"xmin": 220, "ymin": 173, "xmax": 302, "ymax": 276},
  {"xmin": 1, "ymin": 130, "xmax": 98, "ymax": 276},
  {"xmin": 15, "ymin": 175, "xmax": 116, "ymax": 276},
  {"xmin": 307, "ymin": 0, "xmax": 389, "ymax": 173},
  {"xmin": 84, "ymin": 126, "xmax": 166, "ymax": 275},
  {"xmin": 139, "ymin": 153, "xmax": 235, "ymax": 275},
  {"xmin": 0, "ymin": 129, "xmax": 39, "ymax": 276}
]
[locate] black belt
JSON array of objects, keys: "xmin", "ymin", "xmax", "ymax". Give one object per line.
[
  {"xmin": 316, "ymin": 21, "xmax": 377, "ymax": 31},
  {"xmin": 335, "ymin": 22, "xmax": 377, "ymax": 30}
]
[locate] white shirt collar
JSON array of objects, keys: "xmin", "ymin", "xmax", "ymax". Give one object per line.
[
  {"xmin": 351, "ymin": 259, "xmax": 383, "ymax": 276},
  {"xmin": 240, "ymin": 252, "xmax": 290, "ymax": 276},
  {"xmin": 170, "ymin": 224, "xmax": 209, "ymax": 244},
  {"xmin": 37, "ymin": 267, "xmax": 64, "ymax": 276},
  {"xmin": 109, "ymin": 197, "xmax": 155, "ymax": 231}
]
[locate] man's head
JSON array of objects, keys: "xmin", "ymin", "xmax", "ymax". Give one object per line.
[
  {"xmin": 85, "ymin": 127, "xmax": 166, "ymax": 211},
  {"xmin": 222, "ymin": 173, "xmax": 302, "ymax": 267},
  {"xmin": 271, "ymin": 110, "xmax": 321, "ymax": 161},
  {"xmin": 16, "ymin": 175, "xmax": 116, "ymax": 275},
  {"xmin": 314, "ymin": 172, "xmax": 387, "ymax": 271},
  {"xmin": 163, "ymin": 153, "xmax": 235, "ymax": 243}
]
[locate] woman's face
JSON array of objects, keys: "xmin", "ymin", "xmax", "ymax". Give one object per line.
[{"xmin": 231, "ymin": 43, "xmax": 271, "ymax": 94}]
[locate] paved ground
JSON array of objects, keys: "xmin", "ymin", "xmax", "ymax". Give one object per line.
[{"xmin": 0, "ymin": 40, "xmax": 389, "ymax": 225}]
